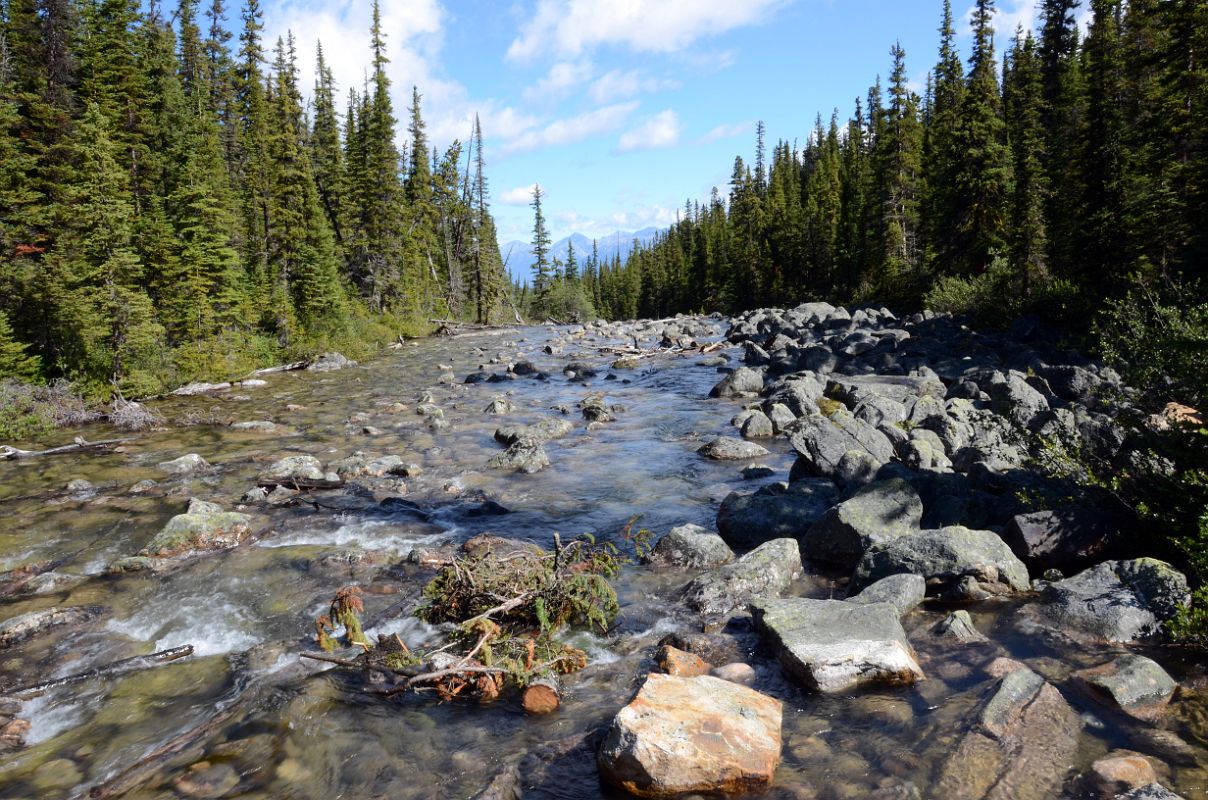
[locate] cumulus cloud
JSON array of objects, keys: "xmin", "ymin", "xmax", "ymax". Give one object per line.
[
  {"xmin": 552, "ymin": 205, "xmax": 680, "ymax": 239},
  {"xmin": 617, "ymin": 110, "xmax": 682, "ymax": 152},
  {"xmin": 522, "ymin": 60, "xmax": 596, "ymax": 104},
  {"xmin": 503, "ymin": 101, "xmax": 640, "ymax": 155},
  {"xmin": 500, "ymin": 184, "xmax": 540, "ymax": 205},
  {"xmin": 508, "ymin": 0, "xmax": 793, "ymax": 61}
]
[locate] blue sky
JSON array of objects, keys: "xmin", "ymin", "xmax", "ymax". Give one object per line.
[{"xmin": 261, "ymin": 0, "xmax": 1086, "ymax": 245}]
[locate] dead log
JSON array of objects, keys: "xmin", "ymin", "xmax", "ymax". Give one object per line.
[
  {"xmin": 255, "ymin": 476, "xmax": 344, "ymax": 491},
  {"xmin": 2, "ymin": 646, "xmax": 194, "ymax": 698},
  {"xmin": 521, "ymin": 675, "xmax": 561, "ymax": 715},
  {"xmin": 0, "ymin": 436, "xmax": 131, "ymax": 461}
]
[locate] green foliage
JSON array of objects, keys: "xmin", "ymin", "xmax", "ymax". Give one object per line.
[
  {"xmin": 923, "ymin": 256, "xmax": 1079, "ymax": 325},
  {"xmin": 0, "ymin": 379, "xmax": 99, "ymax": 441}
]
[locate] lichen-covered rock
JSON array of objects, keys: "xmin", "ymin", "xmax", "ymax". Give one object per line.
[
  {"xmin": 934, "ymin": 668, "xmax": 1082, "ymax": 800},
  {"xmin": 1033, "ymin": 558, "xmax": 1189, "ymax": 642},
  {"xmin": 682, "ymin": 538, "xmax": 801, "ymax": 617},
  {"xmin": 597, "ymin": 673, "xmax": 782, "ymax": 798},
  {"xmin": 646, "ymin": 524, "xmax": 733, "ymax": 568},
  {"xmin": 852, "ymin": 526, "xmax": 1030, "ymax": 596},
  {"xmin": 752, "ymin": 597, "xmax": 924, "ymax": 692},
  {"xmin": 801, "ymin": 478, "xmax": 922, "ymax": 568},
  {"xmin": 157, "ymin": 453, "xmax": 210, "ymax": 475},
  {"xmin": 140, "ymin": 511, "xmax": 252, "ymax": 557},
  {"xmin": 488, "ymin": 439, "xmax": 549, "ymax": 474},
  {"xmin": 697, "ymin": 436, "xmax": 769, "ymax": 461},
  {"xmin": 788, "ymin": 408, "xmax": 894, "ymax": 479},
  {"xmin": 716, "ymin": 478, "xmax": 838, "ymax": 549}
]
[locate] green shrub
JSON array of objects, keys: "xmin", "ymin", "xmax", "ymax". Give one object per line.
[
  {"xmin": 923, "ymin": 257, "xmax": 1082, "ymax": 327},
  {"xmin": 0, "ymin": 379, "xmax": 100, "ymax": 442}
]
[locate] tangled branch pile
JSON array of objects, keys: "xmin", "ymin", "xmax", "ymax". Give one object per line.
[{"xmin": 307, "ymin": 534, "xmax": 623, "ymax": 707}]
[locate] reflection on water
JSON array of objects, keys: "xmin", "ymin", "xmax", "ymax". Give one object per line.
[{"xmin": 0, "ymin": 322, "xmax": 1205, "ymax": 799}]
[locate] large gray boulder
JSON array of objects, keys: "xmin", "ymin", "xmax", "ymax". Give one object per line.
[
  {"xmin": 846, "ymin": 573, "xmax": 926, "ymax": 616},
  {"xmin": 852, "ymin": 526, "xmax": 1030, "ymax": 596},
  {"xmin": 827, "ymin": 374, "xmax": 946, "ymax": 406},
  {"xmin": 597, "ymin": 674, "xmax": 782, "ymax": 798},
  {"xmin": 933, "ymin": 667, "xmax": 1082, "ymax": 800},
  {"xmin": 708, "ymin": 366, "xmax": 765, "ymax": 399},
  {"xmin": 141, "ymin": 510, "xmax": 252, "ymax": 557},
  {"xmin": 800, "ymin": 478, "xmax": 922, "ymax": 567},
  {"xmin": 307, "ymin": 352, "xmax": 356, "ymax": 371},
  {"xmin": 682, "ymin": 538, "xmax": 802, "ymax": 617},
  {"xmin": 752, "ymin": 598, "xmax": 924, "ymax": 692},
  {"xmin": 788, "ymin": 408, "xmax": 895, "ymax": 479},
  {"xmin": 697, "ymin": 437, "xmax": 769, "ymax": 461},
  {"xmin": 646, "ymin": 524, "xmax": 733, "ymax": 569},
  {"xmin": 1033, "ymin": 558, "xmax": 1189, "ymax": 643},
  {"xmin": 1004, "ymin": 506, "xmax": 1127, "ymax": 572},
  {"xmin": 989, "ymin": 372, "xmax": 1050, "ymax": 428},
  {"xmin": 716, "ymin": 478, "xmax": 839, "ymax": 549},
  {"xmin": 1073, "ymin": 654, "xmax": 1177, "ymax": 724}
]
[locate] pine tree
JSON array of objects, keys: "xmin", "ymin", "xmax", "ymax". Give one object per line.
[
  {"xmin": 872, "ymin": 42, "xmax": 924, "ymax": 297},
  {"xmin": 310, "ymin": 41, "xmax": 346, "ymax": 245},
  {"xmin": 924, "ymin": 0, "xmax": 966, "ymax": 271},
  {"xmin": 530, "ymin": 184, "xmax": 554, "ymax": 315},
  {"xmin": 1004, "ymin": 28, "xmax": 1050, "ymax": 295},
  {"xmin": 564, "ymin": 240, "xmax": 578, "ymax": 282},
  {"xmin": 1038, "ymin": 0, "xmax": 1085, "ymax": 280},
  {"xmin": 0, "ymin": 310, "xmax": 41, "ymax": 379}
]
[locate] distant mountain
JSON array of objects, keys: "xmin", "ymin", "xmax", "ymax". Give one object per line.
[{"xmin": 499, "ymin": 227, "xmax": 662, "ymax": 283}]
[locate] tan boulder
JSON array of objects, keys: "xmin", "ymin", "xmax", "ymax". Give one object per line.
[
  {"xmin": 655, "ymin": 645, "xmax": 710, "ymax": 677},
  {"xmin": 598, "ymin": 673, "xmax": 782, "ymax": 798}
]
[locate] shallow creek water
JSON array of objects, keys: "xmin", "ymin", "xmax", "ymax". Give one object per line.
[{"xmin": 1, "ymin": 323, "xmax": 1207, "ymax": 800}]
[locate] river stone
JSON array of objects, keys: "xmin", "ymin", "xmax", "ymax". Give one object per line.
[
  {"xmin": 493, "ymin": 418, "xmax": 574, "ymax": 446},
  {"xmin": 172, "ymin": 761, "xmax": 241, "ymax": 798},
  {"xmin": 988, "ymin": 372, "xmax": 1050, "ymax": 428},
  {"xmin": 682, "ymin": 538, "xmax": 802, "ymax": 617},
  {"xmin": 655, "ymin": 645, "xmax": 710, "ymax": 677},
  {"xmin": 230, "ymin": 420, "xmax": 278, "ymax": 433},
  {"xmin": 931, "ymin": 610, "xmax": 989, "ymax": 643},
  {"xmin": 597, "ymin": 673, "xmax": 782, "ymax": 798},
  {"xmin": 788, "ymin": 408, "xmax": 894, "ymax": 479},
  {"xmin": 32, "ymin": 757, "xmax": 83, "ymax": 791},
  {"xmin": 697, "ymin": 436, "xmax": 769, "ymax": 461},
  {"xmin": 488, "ymin": 439, "xmax": 549, "ymax": 474},
  {"xmin": 1088, "ymin": 753, "xmax": 1160, "ymax": 796},
  {"xmin": 751, "ymin": 598, "xmax": 924, "ymax": 692},
  {"xmin": 646, "ymin": 524, "xmax": 733, "ymax": 568},
  {"xmin": 141, "ymin": 511, "xmax": 252, "ymax": 557},
  {"xmin": 157, "ymin": 453, "xmax": 210, "ymax": 475},
  {"xmin": 1034, "ymin": 558, "xmax": 1190, "ymax": 643},
  {"xmin": 801, "ymin": 478, "xmax": 923, "ymax": 568},
  {"xmin": 307, "ymin": 351, "xmax": 356, "ymax": 371},
  {"xmin": 186, "ymin": 497, "xmax": 224, "ymax": 515},
  {"xmin": 827, "ymin": 374, "xmax": 946, "ymax": 406},
  {"xmin": 846, "ymin": 573, "xmax": 926, "ymax": 616},
  {"xmin": 740, "ymin": 410, "xmax": 775, "ymax": 439},
  {"xmin": 1115, "ymin": 784, "xmax": 1186, "ymax": 800},
  {"xmin": 483, "ymin": 397, "xmax": 515, "ymax": 415},
  {"xmin": 259, "ymin": 455, "xmax": 325, "ymax": 483},
  {"xmin": 933, "ymin": 667, "xmax": 1082, "ymax": 800},
  {"xmin": 708, "ymin": 366, "xmax": 765, "ymax": 399},
  {"xmin": 330, "ymin": 452, "xmax": 407, "ymax": 479},
  {"xmin": 1074, "ymin": 654, "xmax": 1178, "ymax": 723},
  {"xmin": 716, "ymin": 478, "xmax": 839, "ymax": 548},
  {"xmin": 1004, "ymin": 507, "xmax": 1127, "ymax": 572},
  {"xmin": 0, "ymin": 606, "xmax": 100, "ymax": 647},
  {"xmin": 851, "ymin": 526, "xmax": 1030, "ymax": 596}
]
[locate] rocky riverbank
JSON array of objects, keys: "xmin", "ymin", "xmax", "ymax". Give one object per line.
[{"xmin": 0, "ymin": 305, "xmax": 1205, "ymax": 799}]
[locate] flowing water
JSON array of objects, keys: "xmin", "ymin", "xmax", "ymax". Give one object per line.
[{"xmin": 1, "ymin": 323, "xmax": 1207, "ymax": 800}]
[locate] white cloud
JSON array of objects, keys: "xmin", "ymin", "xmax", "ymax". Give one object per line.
[
  {"xmin": 551, "ymin": 205, "xmax": 680, "ymax": 239},
  {"xmin": 503, "ymin": 101, "xmax": 640, "ymax": 155},
  {"xmin": 617, "ymin": 109, "xmax": 682, "ymax": 152},
  {"xmin": 961, "ymin": 0, "xmax": 1091, "ymax": 51},
  {"xmin": 589, "ymin": 69, "xmax": 678, "ymax": 103},
  {"xmin": 500, "ymin": 184, "xmax": 539, "ymax": 205},
  {"xmin": 700, "ymin": 120, "xmax": 754, "ymax": 143},
  {"xmin": 508, "ymin": 0, "xmax": 793, "ymax": 61},
  {"xmin": 523, "ymin": 60, "xmax": 596, "ymax": 104}
]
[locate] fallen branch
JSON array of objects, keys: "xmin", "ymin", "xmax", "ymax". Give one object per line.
[
  {"xmin": 0, "ymin": 436, "xmax": 132, "ymax": 461},
  {"xmin": 2, "ymin": 646, "xmax": 194, "ymax": 698}
]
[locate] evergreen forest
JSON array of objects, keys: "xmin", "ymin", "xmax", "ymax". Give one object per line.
[{"xmin": 0, "ymin": 0, "xmax": 511, "ymax": 398}]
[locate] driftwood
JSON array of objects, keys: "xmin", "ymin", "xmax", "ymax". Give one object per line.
[
  {"xmin": 256, "ymin": 476, "xmax": 344, "ymax": 491},
  {"xmin": 0, "ymin": 436, "xmax": 131, "ymax": 461},
  {"xmin": 0, "ymin": 559, "xmax": 64, "ymax": 598},
  {"xmin": 2, "ymin": 646, "xmax": 194, "ymax": 699}
]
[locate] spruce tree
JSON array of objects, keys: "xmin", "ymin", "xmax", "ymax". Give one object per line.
[
  {"xmin": 1004, "ymin": 29, "xmax": 1050, "ymax": 295},
  {"xmin": 529, "ymin": 184, "xmax": 553, "ymax": 315}
]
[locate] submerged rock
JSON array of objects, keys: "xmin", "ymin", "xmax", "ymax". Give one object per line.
[
  {"xmin": 716, "ymin": 478, "xmax": 838, "ymax": 549},
  {"xmin": 157, "ymin": 453, "xmax": 210, "ymax": 475},
  {"xmin": 646, "ymin": 523, "xmax": 733, "ymax": 569},
  {"xmin": 1033, "ymin": 558, "xmax": 1189, "ymax": 643},
  {"xmin": 597, "ymin": 673, "xmax": 782, "ymax": 798},
  {"xmin": 852, "ymin": 525, "xmax": 1030, "ymax": 596},
  {"xmin": 0, "ymin": 605, "xmax": 100, "ymax": 647},
  {"xmin": 933, "ymin": 667, "xmax": 1082, "ymax": 800},
  {"xmin": 682, "ymin": 538, "xmax": 801, "ymax": 617},
  {"xmin": 931, "ymin": 610, "xmax": 989, "ymax": 643},
  {"xmin": 1074, "ymin": 654, "xmax": 1178, "ymax": 724},
  {"xmin": 752, "ymin": 597, "xmax": 924, "ymax": 692},
  {"xmin": 801, "ymin": 478, "xmax": 922, "ymax": 568},
  {"xmin": 258, "ymin": 455, "xmax": 329, "ymax": 484},
  {"xmin": 306, "ymin": 352, "xmax": 356, "ymax": 371},
  {"xmin": 696, "ymin": 436, "xmax": 769, "ymax": 461}
]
